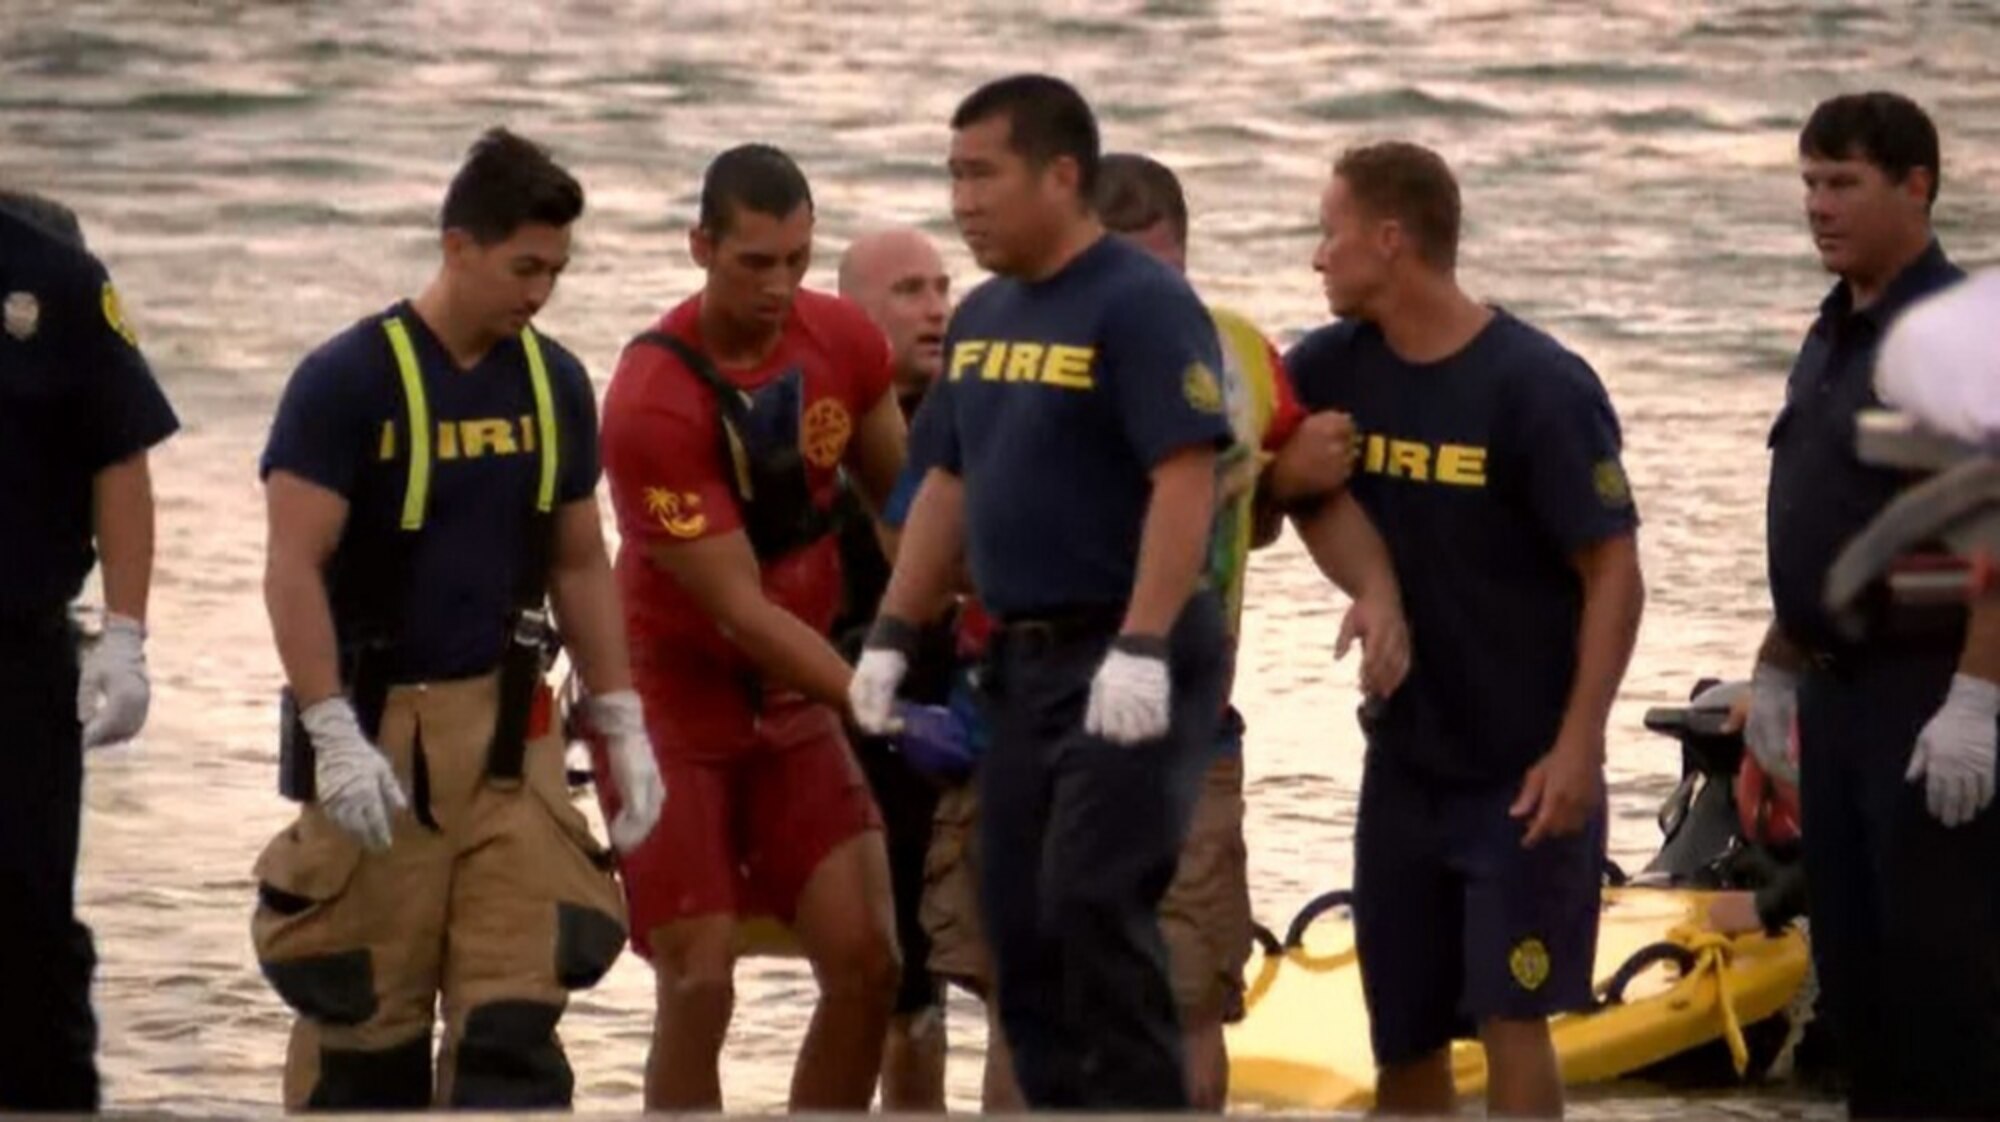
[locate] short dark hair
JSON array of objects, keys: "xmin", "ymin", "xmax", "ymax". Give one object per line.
[
  {"xmin": 1799, "ymin": 91, "xmax": 1941, "ymax": 207},
  {"xmin": 1333, "ymin": 141, "xmax": 1462, "ymax": 272},
  {"xmin": 0, "ymin": 188, "xmax": 86, "ymax": 249},
  {"xmin": 1096, "ymin": 153, "xmax": 1188, "ymax": 249},
  {"xmin": 698, "ymin": 144, "xmax": 814, "ymax": 238},
  {"xmin": 439, "ymin": 127, "xmax": 584, "ymax": 244},
  {"xmin": 951, "ymin": 74, "xmax": 1101, "ymax": 198}
]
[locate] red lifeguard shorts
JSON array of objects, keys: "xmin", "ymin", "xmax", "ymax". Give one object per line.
[{"xmin": 593, "ymin": 697, "xmax": 882, "ymax": 958}]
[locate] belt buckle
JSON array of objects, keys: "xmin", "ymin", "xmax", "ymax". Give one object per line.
[{"xmin": 1008, "ymin": 619, "xmax": 1060, "ymax": 656}]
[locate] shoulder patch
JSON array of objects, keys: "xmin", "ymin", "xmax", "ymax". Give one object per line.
[
  {"xmin": 1183, "ymin": 361, "xmax": 1224, "ymax": 414},
  {"xmin": 101, "ymin": 281, "xmax": 138, "ymax": 347},
  {"xmin": 1593, "ymin": 459, "xmax": 1632, "ymax": 508}
]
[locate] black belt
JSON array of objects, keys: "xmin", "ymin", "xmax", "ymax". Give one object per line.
[
  {"xmin": 1799, "ymin": 639, "xmax": 1955, "ymax": 678},
  {"xmin": 991, "ymin": 605, "xmax": 1125, "ymax": 656}
]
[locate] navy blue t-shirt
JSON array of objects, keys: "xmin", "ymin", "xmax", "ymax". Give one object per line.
[
  {"xmin": 0, "ymin": 207, "xmax": 179, "ymax": 618},
  {"xmin": 1286, "ymin": 311, "xmax": 1638, "ymax": 784},
  {"xmin": 260, "ymin": 302, "xmax": 600, "ymax": 682},
  {"xmin": 1766, "ymin": 241, "xmax": 1964, "ymax": 655},
  {"xmin": 912, "ymin": 236, "xmax": 1231, "ymax": 617}
]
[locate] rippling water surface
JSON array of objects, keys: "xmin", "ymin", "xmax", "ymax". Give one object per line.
[{"xmin": 6, "ymin": 0, "xmax": 2000, "ymax": 1114}]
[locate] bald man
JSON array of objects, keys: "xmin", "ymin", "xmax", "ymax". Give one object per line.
[
  {"xmin": 839, "ymin": 227, "xmax": 952, "ymax": 414},
  {"xmin": 832, "ymin": 226, "xmax": 954, "ymax": 1112}
]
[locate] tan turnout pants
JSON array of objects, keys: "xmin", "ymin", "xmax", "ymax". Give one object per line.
[{"xmin": 250, "ymin": 672, "xmax": 627, "ymax": 1110}]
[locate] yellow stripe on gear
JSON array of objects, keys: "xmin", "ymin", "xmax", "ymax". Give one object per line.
[
  {"xmin": 520, "ymin": 327, "xmax": 559, "ymax": 513},
  {"xmin": 378, "ymin": 317, "xmax": 560, "ymax": 530},
  {"xmin": 1208, "ymin": 305, "xmax": 1284, "ymax": 635},
  {"xmin": 381, "ymin": 319, "xmax": 432, "ymax": 531}
]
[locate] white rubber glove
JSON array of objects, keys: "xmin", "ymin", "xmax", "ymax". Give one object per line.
[
  {"xmin": 582, "ymin": 690, "xmax": 666, "ymax": 853},
  {"xmin": 1084, "ymin": 636, "xmax": 1172, "ymax": 747},
  {"xmin": 1906, "ymin": 674, "xmax": 2000, "ymax": 828},
  {"xmin": 78, "ymin": 613, "xmax": 150, "ymax": 749},
  {"xmin": 850, "ymin": 616, "xmax": 917, "ymax": 736},
  {"xmin": 1746, "ymin": 663, "xmax": 1801, "ymax": 787},
  {"xmin": 851, "ymin": 650, "xmax": 909, "ymax": 735},
  {"xmin": 304, "ymin": 697, "xmax": 408, "ymax": 853}
]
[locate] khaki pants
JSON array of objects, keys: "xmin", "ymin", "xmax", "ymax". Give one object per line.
[
  {"xmin": 250, "ymin": 673, "xmax": 627, "ymax": 1109},
  {"xmin": 921, "ymin": 754, "xmax": 1252, "ymax": 1021}
]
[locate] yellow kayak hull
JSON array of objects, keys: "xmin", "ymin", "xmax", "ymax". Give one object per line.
[{"xmin": 1225, "ymin": 887, "xmax": 1810, "ymax": 1111}]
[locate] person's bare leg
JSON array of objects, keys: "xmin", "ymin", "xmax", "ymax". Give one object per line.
[
  {"xmin": 980, "ymin": 997, "xmax": 1026, "ymax": 1112},
  {"xmin": 880, "ymin": 1005, "xmax": 947, "ymax": 1111},
  {"xmin": 790, "ymin": 831, "xmax": 900, "ymax": 1110},
  {"xmin": 644, "ymin": 916, "xmax": 737, "ymax": 1111},
  {"xmin": 1182, "ymin": 1012, "xmax": 1228, "ymax": 1110},
  {"xmin": 1373, "ymin": 1048, "xmax": 1455, "ymax": 1117},
  {"xmin": 1481, "ymin": 1017, "xmax": 1562, "ymax": 1118}
]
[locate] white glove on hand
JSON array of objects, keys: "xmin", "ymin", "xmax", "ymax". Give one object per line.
[
  {"xmin": 1906, "ymin": 674, "xmax": 2000, "ymax": 828},
  {"xmin": 304, "ymin": 698, "xmax": 408, "ymax": 853},
  {"xmin": 1084, "ymin": 637, "xmax": 1172, "ymax": 747},
  {"xmin": 1746, "ymin": 663, "xmax": 1801, "ymax": 787},
  {"xmin": 78, "ymin": 613, "xmax": 150, "ymax": 749},
  {"xmin": 850, "ymin": 649, "xmax": 909, "ymax": 735},
  {"xmin": 582, "ymin": 690, "xmax": 666, "ymax": 853}
]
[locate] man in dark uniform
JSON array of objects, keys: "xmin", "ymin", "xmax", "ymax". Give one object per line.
[
  {"xmin": 0, "ymin": 188, "xmax": 178, "ymax": 1110},
  {"xmin": 1744, "ymin": 91, "xmax": 1991, "ymax": 1118},
  {"xmin": 850, "ymin": 73, "xmax": 1233, "ymax": 1110},
  {"xmin": 1286, "ymin": 142, "xmax": 1646, "ymax": 1118},
  {"xmin": 835, "ymin": 225, "xmax": 954, "ymax": 1112}
]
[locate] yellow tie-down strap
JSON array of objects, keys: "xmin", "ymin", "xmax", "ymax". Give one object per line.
[{"xmin": 1662, "ymin": 924, "xmax": 1751, "ymax": 1075}]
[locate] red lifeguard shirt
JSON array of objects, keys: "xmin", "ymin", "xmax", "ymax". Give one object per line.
[{"xmin": 602, "ymin": 288, "xmax": 893, "ymax": 756}]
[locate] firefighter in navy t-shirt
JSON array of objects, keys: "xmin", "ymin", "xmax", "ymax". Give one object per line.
[
  {"xmin": 251, "ymin": 129, "xmax": 661, "ymax": 1110},
  {"xmin": 1286, "ymin": 142, "xmax": 1645, "ymax": 1118},
  {"xmin": 850, "ymin": 75, "xmax": 1234, "ymax": 1110}
]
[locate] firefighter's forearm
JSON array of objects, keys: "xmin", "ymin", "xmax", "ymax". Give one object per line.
[
  {"xmin": 549, "ymin": 559, "xmax": 634, "ymax": 698},
  {"xmin": 265, "ymin": 554, "xmax": 344, "ymax": 708}
]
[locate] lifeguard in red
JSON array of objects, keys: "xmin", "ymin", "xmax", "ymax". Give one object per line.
[{"xmin": 601, "ymin": 287, "xmax": 894, "ymax": 946}]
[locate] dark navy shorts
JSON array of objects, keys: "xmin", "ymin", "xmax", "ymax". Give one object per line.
[{"xmin": 1352, "ymin": 751, "xmax": 1605, "ymax": 1067}]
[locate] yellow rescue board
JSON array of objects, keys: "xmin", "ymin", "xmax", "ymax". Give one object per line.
[{"xmin": 1225, "ymin": 887, "xmax": 1809, "ymax": 1111}]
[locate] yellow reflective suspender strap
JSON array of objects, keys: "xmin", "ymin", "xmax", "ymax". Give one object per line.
[
  {"xmin": 380, "ymin": 317, "xmax": 432, "ymax": 531},
  {"xmin": 520, "ymin": 325, "xmax": 559, "ymax": 514},
  {"xmin": 379, "ymin": 317, "xmax": 561, "ymax": 527}
]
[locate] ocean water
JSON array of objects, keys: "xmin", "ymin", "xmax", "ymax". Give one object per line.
[{"xmin": 4, "ymin": 0, "xmax": 1999, "ymax": 1114}]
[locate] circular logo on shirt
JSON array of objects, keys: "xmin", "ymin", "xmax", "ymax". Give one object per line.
[
  {"xmin": 643, "ymin": 487, "xmax": 708, "ymax": 539},
  {"xmin": 1509, "ymin": 936, "xmax": 1552, "ymax": 992},
  {"xmin": 802, "ymin": 398, "xmax": 853, "ymax": 469},
  {"xmin": 1593, "ymin": 459, "xmax": 1632, "ymax": 508},
  {"xmin": 1183, "ymin": 361, "xmax": 1224, "ymax": 415},
  {"xmin": 100, "ymin": 282, "xmax": 138, "ymax": 347}
]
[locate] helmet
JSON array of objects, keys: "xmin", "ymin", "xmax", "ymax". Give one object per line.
[{"xmin": 1735, "ymin": 715, "xmax": 1803, "ymax": 848}]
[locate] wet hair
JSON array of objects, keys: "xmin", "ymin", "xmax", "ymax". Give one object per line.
[
  {"xmin": 698, "ymin": 144, "xmax": 814, "ymax": 238},
  {"xmin": 1799, "ymin": 91, "xmax": 1941, "ymax": 207},
  {"xmin": 951, "ymin": 74, "xmax": 1101, "ymax": 198},
  {"xmin": 1333, "ymin": 141, "xmax": 1462, "ymax": 272},
  {"xmin": 1096, "ymin": 153, "xmax": 1188, "ymax": 250},
  {"xmin": 0, "ymin": 188, "xmax": 86, "ymax": 249},
  {"xmin": 439, "ymin": 127, "xmax": 584, "ymax": 244}
]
